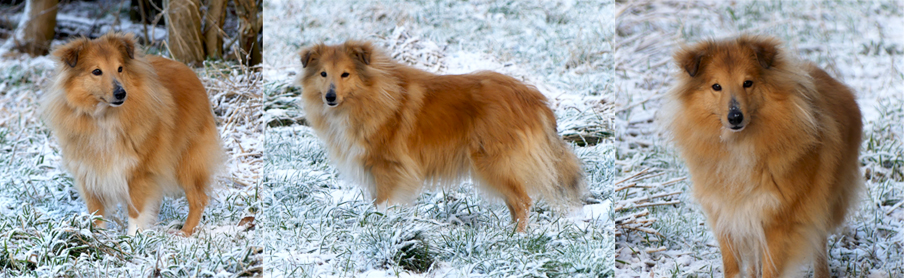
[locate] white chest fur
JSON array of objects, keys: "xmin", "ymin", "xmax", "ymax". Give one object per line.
[
  {"xmin": 62, "ymin": 116, "xmax": 138, "ymax": 206},
  {"xmin": 693, "ymin": 143, "xmax": 781, "ymax": 266},
  {"xmin": 317, "ymin": 113, "xmax": 375, "ymax": 194}
]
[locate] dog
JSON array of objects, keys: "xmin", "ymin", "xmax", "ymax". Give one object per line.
[
  {"xmin": 665, "ymin": 35, "xmax": 863, "ymax": 277},
  {"xmin": 42, "ymin": 33, "xmax": 223, "ymax": 236},
  {"xmin": 297, "ymin": 41, "xmax": 586, "ymax": 231}
]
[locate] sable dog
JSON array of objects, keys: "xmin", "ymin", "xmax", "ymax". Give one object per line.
[
  {"xmin": 42, "ymin": 33, "xmax": 223, "ymax": 236},
  {"xmin": 666, "ymin": 35, "xmax": 862, "ymax": 277},
  {"xmin": 298, "ymin": 41, "xmax": 586, "ymax": 231}
]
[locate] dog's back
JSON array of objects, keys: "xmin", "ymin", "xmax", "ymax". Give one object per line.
[{"xmin": 807, "ymin": 63, "xmax": 863, "ymax": 230}]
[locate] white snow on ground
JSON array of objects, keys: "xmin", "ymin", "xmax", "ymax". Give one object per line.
[
  {"xmin": 614, "ymin": 1, "xmax": 904, "ymax": 277},
  {"xmin": 263, "ymin": 0, "xmax": 615, "ymax": 276}
]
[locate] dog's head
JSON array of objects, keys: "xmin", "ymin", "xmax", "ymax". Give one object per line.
[
  {"xmin": 53, "ymin": 33, "xmax": 138, "ymax": 110},
  {"xmin": 673, "ymin": 35, "xmax": 782, "ymax": 133},
  {"xmin": 298, "ymin": 41, "xmax": 375, "ymax": 108}
]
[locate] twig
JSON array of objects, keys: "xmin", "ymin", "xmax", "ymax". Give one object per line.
[
  {"xmin": 614, "ymin": 168, "xmax": 650, "ymax": 186},
  {"xmin": 614, "ymin": 182, "xmax": 636, "ymax": 192},
  {"xmin": 617, "ymin": 200, "xmax": 681, "ymax": 212},
  {"xmin": 886, "ymin": 200, "xmax": 904, "ymax": 215}
]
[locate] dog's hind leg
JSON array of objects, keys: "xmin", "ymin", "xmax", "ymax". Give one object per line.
[
  {"xmin": 180, "ymin": 183, "xmax": 209, "ymax": 236},
  {"xmin": 175, "ymin": 143, "xmax": 216, "ymax": 236},
  {"xmin": 176, "ymin": 164, "xmax": 211, "ymax": 236},
  {"xmin": 469, "ymin": 152, "xmax": 532, "ymax": 232}
]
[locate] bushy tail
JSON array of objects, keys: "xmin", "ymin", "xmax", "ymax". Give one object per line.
[
  {"xmin": 550, "ymin": 137, "xmax": 587, "ymax": 207},
  {"xmin": 519, "ymin": 123, "xmax": 587, "ymax": 211}
]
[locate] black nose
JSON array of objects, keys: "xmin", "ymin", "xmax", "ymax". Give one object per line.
[
  {"xmin": 324, "ymin": 84, "xmax": 337, "ymax": 104},
  {"xmin": 727, "ymin": 107, "xmax": 743, "ymax": 125},
  {"xmin": 325, "ymin": 91, "xmax": 336, "ymax": 102},
  {"xmin": 113, "ymin": 84, "xmax": 126, "ymax": 100}
]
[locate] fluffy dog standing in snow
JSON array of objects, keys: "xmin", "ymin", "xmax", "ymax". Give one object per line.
[
  {"xmin": 298, "ymin": 41, "xmax": 586, "ymax": 231},
  {"xmin": 42, "ymin": 33, "xmax": 223, "ymax": 236},
  {"xmin": 666, "ymin": 35, "xmax": 863, "ymax": 277}
]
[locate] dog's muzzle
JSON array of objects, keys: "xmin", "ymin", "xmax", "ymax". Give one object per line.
[
  {"xmin": 727, "ymin": 100, "xmax": 744, "ymax": 131},
  {"xmin": 111, "ymin": 81, "xmax": 127, "ymax": 106},
  {"xmin": 324, "ymin": 84, "xmax": 338, "ymax": 107}
]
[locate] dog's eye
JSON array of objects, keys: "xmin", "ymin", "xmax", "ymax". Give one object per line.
[
  {"xmin": 743, "ymin": 80, "xmax": 753, "ymax": 88},
  {"xmin": 118, "ymin": 66, "xmax": 123, "ymax": 73},
  {"xmin": 92, "ymin": 69, "xmax": 102, "ymax": 76},
  {"xmin": 320, "ymin": 71, "xmax": 327, "ymax": 77},
  {"xmin": 341, "ymin": 72, "xmax": 349, "ymax": 78},
  {"xmin": 712, "ymin": 84, "xmax": 722, "ymax": 91}
]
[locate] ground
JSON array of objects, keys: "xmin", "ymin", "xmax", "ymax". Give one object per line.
[
  {"xmin": 261, "ymin": 0, "xmax": 615, "ymax": 277},
  {"xmin": 613, "ymin": 1, "xmax": 904, "ymax": 277}
]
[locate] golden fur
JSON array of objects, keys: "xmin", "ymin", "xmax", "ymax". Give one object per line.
[
  {"xmin": 665, "ymin": 35, "xmax": 863, "ymax": 277},
  {"xmin": 298, "ymin": 41, "xmax": 586, "ymax": 231},
  {"xmin": 42, "ymin": 33, "xmax": 223, "ymax": 236}
]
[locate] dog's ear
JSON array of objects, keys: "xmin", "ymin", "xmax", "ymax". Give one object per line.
[
  {"xmin": 300, "ymin": 44, "xmax": 323, "ymax": 68},
  {"xmin": 674, "ymin": 46, "xmax": 704, "ymax": 77},
  {"xmin": 103, "ymin": 33, "xmax": 137, "ymax": 60},
  {"xmin": 746, "ymin": 36, "xmax": 779, "ymax": 69},
  {"xmin": 345, "ymin": 41, "xmax": 372, "ymax": 66},
  {"xmin": 118, "ymin": 34, "xmax": 137, "ymax": 59},
  {"xmin": 53, "ymin": 38, "xmax": 88, "ymax": 68}
]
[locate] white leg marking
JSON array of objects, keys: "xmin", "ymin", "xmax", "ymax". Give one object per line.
[{"xmin": 127, "ymin": 217, "xmax": 139, "ymax": 236}]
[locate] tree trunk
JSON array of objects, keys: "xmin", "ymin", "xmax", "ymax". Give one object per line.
[
  {"xmin": 164, "ymin": 0, "xmax": 204, "ymax": 65},
  {"xmin": 234, "ymin": 0, "xmax": 261, "ymax": 66},
  {"xmin": 129, "ymin": 0, "xmax": 164, "ymax": 25},
  {"xmin": 7, "ymin": 0, "xmax": 57, "ymax": 56},
  {"xmin": 202, "ymin": 0, "xmax": 226, "ymax": 59}
]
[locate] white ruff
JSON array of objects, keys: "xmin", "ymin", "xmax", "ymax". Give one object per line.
[
  {"xmin": 318, "ymin": 111, "xmax": 375, "ymax": 195},
  {"xmin": 702, "ymin": 140, "xmax": 780, "ymax": 273},
  {"xmin": 66, "ymin": 115, "xmax": 137, "ymax": 208}
]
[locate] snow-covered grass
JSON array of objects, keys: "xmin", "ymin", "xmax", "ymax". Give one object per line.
[
  {"xmin": 0, "ymin": 44, "xmax": 262, "ymax": 276},
  {"xmin": 262, "ymin": 0, "xmax": 615, "ymax": 276},
  {"xmin": 613, "ymin": 1, "xmax": 904, "ymax": 277}
]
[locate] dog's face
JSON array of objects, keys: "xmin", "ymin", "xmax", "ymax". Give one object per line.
[
  {"xmin": 674, "ymin": 36, "xmax": 780, "ymax": 132},
  {"xmin": 53, "ymin": 33, "xmax": 136, "ymax": 111},
  {"xmin": 299, "ymin": 41, "xmax": 373, "ymax": 108}
]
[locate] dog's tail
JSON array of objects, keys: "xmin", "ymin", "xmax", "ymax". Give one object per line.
[
  {"xmin": 548, "ymin": 133, "xmax": 587, "ymax": 208},
  {"xmin": 522, "ymin": 112, "xmax": 587, "ymax": 211}
]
